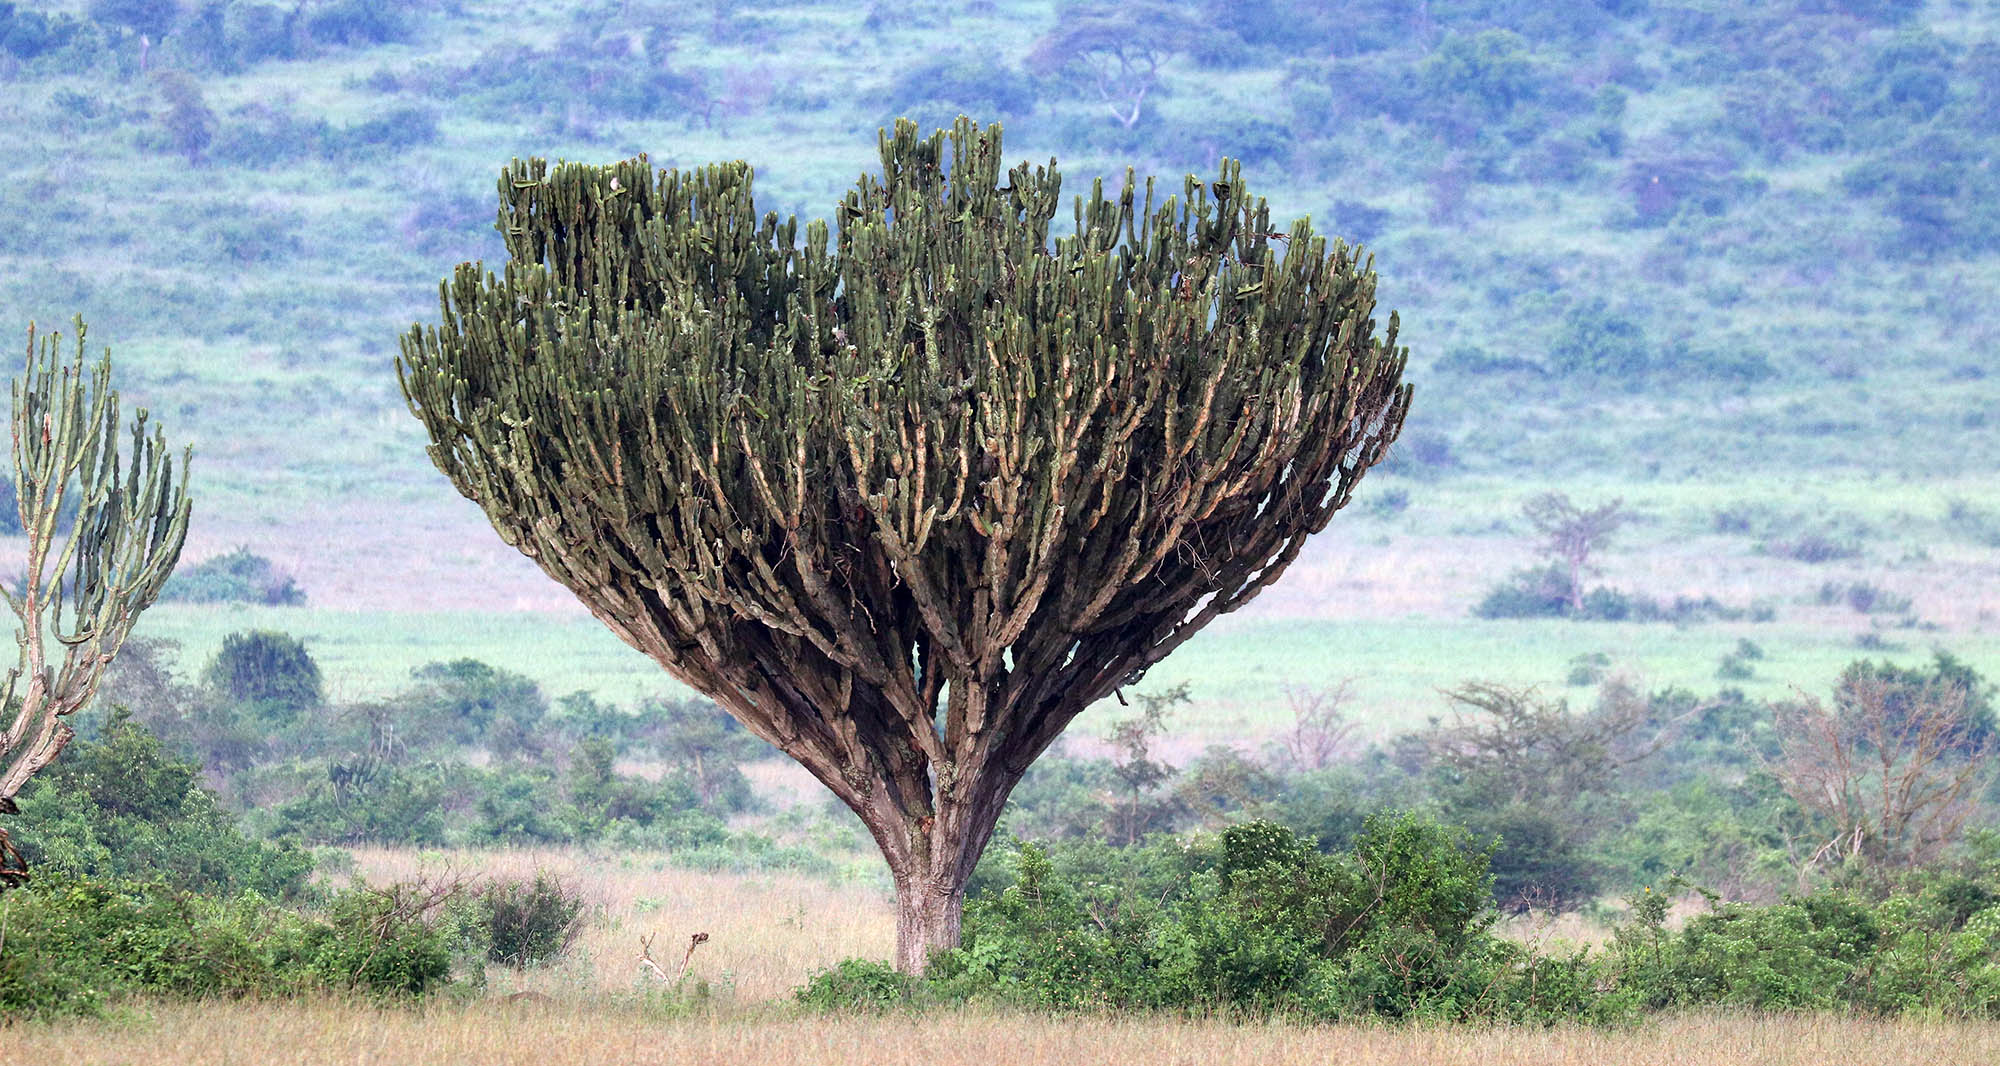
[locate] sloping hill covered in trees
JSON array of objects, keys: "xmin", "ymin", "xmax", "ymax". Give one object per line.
[{"xmin": 0, "ymin": 0, "xmax": 1994, "ymax": 637}]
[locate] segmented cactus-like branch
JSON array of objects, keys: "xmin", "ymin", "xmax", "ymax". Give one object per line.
[
  {"xmin": 400, "ymin": 119, "xmax": 1408, "ymax": 950},
  {"xmin": 0, "ymin": 318, "xmax": 193, "ymax": 882}
]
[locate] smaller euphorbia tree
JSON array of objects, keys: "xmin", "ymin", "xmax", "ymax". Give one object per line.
[{"xmin": 0, "ymin": 319, "xmax": 191, "ymax": 886}]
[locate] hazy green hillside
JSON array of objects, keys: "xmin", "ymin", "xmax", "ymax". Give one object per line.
[{"xmin": 0, "ymin": 0, "xmax": 1994, "ymax": 714}]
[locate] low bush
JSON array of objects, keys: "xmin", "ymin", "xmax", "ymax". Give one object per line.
[
  {"xmin": 795, "ymin": 958, "xmax": 916, "ymax": 1012},
  {"xmin": 0, "ymin": 875, "xmax": 461, "ymax": 1019},
  {"xmin": 308, "ymin": 880, "xmax": 458, "ymax": 996},
  {"xmin": 480, "ymin": 872, "xmax": 587, "ymax": 968},
  {"xmin": 912, "ymin": 815, "xmax": 1609, "ymax": 1022},
  {"xmin": 162, "ymin": 547, "xmax": 305, "ymax": 605},
  {"xmin": 1474, "ymin": 567, "xmax": 1765, "ymax": 623},
  {"xmin": 12, "ymin": 709, "xmax": 315, "ymax": 899},
  {"xmin": 1945, "ymin": 500, "xmax": 2000, "ymax": 547},
  {"xmin": 1762, "ymin": 532, "xmax": 1862, "ymax": 564},
  {"xmin": 1819, "ymin": 581, "xmax": 1913, "ymax": 615},
  {"xmin": 1605, "ymin": 876, "xmax": 2000, "ymax": 1015},
  {"xmin": 799, "ymin": 820, "xmax": 2000, "ymax": 1024}
]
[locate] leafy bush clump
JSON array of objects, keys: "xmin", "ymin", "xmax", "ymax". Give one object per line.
[
  {"xmin": 906, "ymin": 815, "xmax": 1610, "ymax": 1023},
  {"xmin": 795, "ymin": 958, "xmax": 916, "ymax": 1012},
  {"xmin": 1761, "ymin": 532, "xmax": 1862, "ymax": 564},
  {"xmin": 0, "ymin": 875, "xmax": 461, "ymax": 1019},
  {"xmin": 12, "ymin": 709, "xmax": 314, "ymax": 899},
  {"xmin": 162, "ymin": 547, "xmax": 305, "ymax": 605},
  {"xmin": 1474, "ymin": 566, "xmax": 1763, "ymax": 623},
  {"xmin": 1549, "ymin": 299, "xmax": 1651, "ymax": 379},
  {"xmin": 1605, "ymin": 875, "xmax": 2000, "ymax": 1015},
  {"xmin": 203, "ymin": 630, "xmax": 324, "ymax": 720},
  {"xmin": 799, "ymin": 821, "xmax": 2000, "ymax": 1024},
  {"xmin": 1818, "ymin": 580, "xmax": 1913, "ymax": 616},
  {"xmin": 480, "ymin": 872, "xmax": 587, "ymax": 967}
]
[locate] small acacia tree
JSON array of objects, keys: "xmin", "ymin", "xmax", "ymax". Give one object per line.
[
  {"xmin": 1522, "ymin": 492, "xmax": 1629, "ymax": 613},
  {"xmin": 0, "ymin": 319, "xmax": 192, "ymax": 886},
  {"xmin": 399, "ymin": 119, "xmax": 1410, "ymax": 971}
]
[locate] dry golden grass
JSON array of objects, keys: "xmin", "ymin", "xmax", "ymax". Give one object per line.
[
  {"xmin": 8, "ymin": 1000, "xmax": 1999, "ymax": 1066},
  {"xmin": 343, "ymin": 846, "xmax": 893, "ymax": 1001}
]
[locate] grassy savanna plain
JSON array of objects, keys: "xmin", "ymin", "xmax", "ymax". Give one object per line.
[{"xmin": 3, "ymin": 0, "xmax": 2000, "ymax": 1057}]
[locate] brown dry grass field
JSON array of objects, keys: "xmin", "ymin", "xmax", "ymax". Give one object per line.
[
  {"xmin": 9, "ymin": 847, "xmax": 2000, "ymax": 1065},
  {"xmin": 11, "ymin": 1003, "xmax": 2000, "ymax": 1066}
]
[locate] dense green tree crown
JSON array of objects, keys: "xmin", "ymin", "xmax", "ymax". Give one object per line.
[
  {"xmin": 399, "ymin": 120, "xmax": 1408, "ymax": 965},
  {"xmin": 402, "ymin": 117, "xmax": 1405, "ymax": 730}
]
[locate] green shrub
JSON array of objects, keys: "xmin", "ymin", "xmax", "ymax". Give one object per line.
[
  {"xmin": 13, "ymin": 709, "xmax": 314, "ymax": 899},
  {"xmin": 0, "ymin": 4, "xmax": 86, "ymax": 59},
  {"xmin": 309, "ymin": 881, "xmax": 456, "ymax": 996},
  {"xmin": 1762, "ymin": 532, "xmax": 1862, "ymax": 563},
  {"xmin": 163, "ymin": 547, "xmax": 306, "ymax": 605},
  {"xmin": 0, "ymin": 874, "xmax": 461, "ymax": 1018},
  {"xmin": 406, "ymin": 658, "xmax": 548, "ymax": 755},
  {"xmin": 1473, "ymin": 564, "xmax": 1572, "ymax": 619},
  {"xmin": 0, "ymin": 876, "xmax": 317, "ymax": 1018},
  {"xmin": 920, "ymin": 815, "xmax": 1532, "ymax": 1020},
  {"xmin": 1599, "ymin": 867, "xmax": 2000, "ymax": 1017},
  {"xmin": 271, "ymin": 760, "xmax": 452, "ymax": 846},
  {"xmin": 1453, "ymin": 803, "xmax": 1599, "ymax": 914},
  {"xmin": 1475, "ymin": 567, "xmax": 1761, "ymax": 624},
  {"xmin": 795, "ymin": 958, "xmax": 916, "ymax": 1011},
  {"xmin": 306, "ymin": 0, "xmax": 410, "ymax": 46},
  {"xmin": 203, "ymin": 630, "xmax": 323, "ymax": 721},
  {"xmin": 481, "ymin": 872, "xmax": 587, "ymax": 967},
  {"xmin": 1549, "ymin": 299, "xmax": 1650, "ymax": 378}
]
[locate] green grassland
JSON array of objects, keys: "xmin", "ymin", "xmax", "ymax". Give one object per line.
[{"xmin": 129, "ymin": 602, "xmax": 2000, "ymax": 741}]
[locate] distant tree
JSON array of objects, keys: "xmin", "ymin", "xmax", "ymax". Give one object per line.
[
  {"xmin": 1027, "ymin": 3, "xmax": 1199, "ymax": 127},
  {"xmin": 1274, "ymin": 681, "xmax": 1356, "ymax": 772},
  {"xmin": 1424, "ymin": 681, "xmax": 1678, "ymax": 911},
  {"xmin": 1417, "ymin": 29, "xmax": 1542, "ymax": 136},
  {"xmin": 0, "ymin": 319, "xmax": 192, "ymax": 886},
  {"xmin": 398, "ymin": 119, "xmax": 1411, "ymax": 971},
  {"xmin": 1426, "ymin": 682, "xmax": 1664, "ymax": 805},
  {"xmin": 1549, "ymin": 299, "xmax": 1650, "ymax": 378},
  {"xmin": 152, "ymin": 69, "xmax": 216, "ymax": 164},
  {"xmin": 1774, "ymin": 671, "xmax": 1995, "ymax": 878},
  {"xmin": 202, "ymin": 630, "xmax": 322, "ymax": 721},
  {"xmin": 626, "ymin": 696, "xmax": 767, "ymax": 805},
  {"xmin": 407, "ymin": 658, "xmax": 547, "ymax": 757},
  {"xmin": 1835, "ymin": 652, "xmax": 1997, "ymax": 756},
  {"xmin": 1522, "ymin": 493, "xmax": 1630, "ymax": 613},
  {"xmin": 1104, "ymin": 683, "xmax": 1186, "ymax": 845},
  {"xmin": 88, "ymin": 0, "xmax": 180, "ymax": 40}
]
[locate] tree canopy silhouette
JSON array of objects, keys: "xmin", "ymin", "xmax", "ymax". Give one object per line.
[{"xmin": 398, "ymin": 118, "xmax": 1411, "ymax": 971}]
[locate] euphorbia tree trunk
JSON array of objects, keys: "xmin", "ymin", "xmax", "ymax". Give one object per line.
[{"xmin": 398, "ymin": 118, "xmax": 1410, "ymax": 972}]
